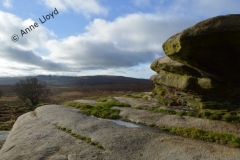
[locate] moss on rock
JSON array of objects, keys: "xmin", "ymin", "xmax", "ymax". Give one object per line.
[
  {"xmin": 151, "ymin": 56, "xmax": 202, "ymax": 77},
  {"xmin": 151, "ymin": 72, "xmax": 197, "ymax": 90}
]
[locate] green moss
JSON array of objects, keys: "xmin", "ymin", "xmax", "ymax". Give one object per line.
[
  {"xmin": 121, "ymin": 117, "xmax": 131, "ymax": 122},
  {"xmin": 96, "ymin": 144, "xmax": 105, "ymax": 150},
  {"xmin": 33, "ymin": 111, "xmax": 37, "ymax": 117},
  {"xmin": 153, "ymin": 82, "xmax": 239, "ymax": 110},
  {"xmin": 147, "ymin": 107, "xmax": 177, "ymax": 115},
  {"xmin": 162, "ymin": 64, "xmax": 201, "ymax": 77},
  {"xmin": 154, "ymin": 86, "xmax": 166, "ymax": 103},
  {"xmin": 95, "ymin": 99, "xmax": 130, "ymax": 108},
  {"xmin": 133, "ymin": 106, "xmax": 143, "ymax": 109},
  {"xmin": 124, "ymin": 92, "xmax": 145, "ymax": 99},
  {"xmin": 147, "ymin": 123, "xmax": 156, "ymax": 127},
  {"xmin": 162, "ymin": 20, "xmax": 240, "ymax": 86},
  {"xmin": 139, "ymin": 101, "xmax": 240, "ymax": 123},
  {"xmin": 197, "ymin": 78, "xmax": 213, "ymax": 89},
  {"xmin": 197, "ymin": 78, "xmax": 236, "ymax": 96},
  {"xmin": 153, "ymin": 85, "xmax": 181, "ymax": 106},
  {"xmin": 196, "ymin": 109, "xmax": 240, "ymax": 122},
  {"xmin": 177, "ymin": 111, "xmax": 188, "ymax": 116},
  {"xmin": 64, "ymin": 99, "xmax": 130, "ymax": 120},
  {"xmin": 186, "ymin": 97, "xmax": 202, "ymax": 108},
  {"xmin": 222, "ymin": 113, "xmax": 240, "ymax": 123},
  {"xmin": 162, "ymin": 36, "xmax": 182, "ymax": 56},
  {"xmin": 173, "ymin": 109, "xmax": 240, "ymax": 123},
  {"xmin": 159, "ymin": 126, "xmax": 240, "ymax": 148},
  {"xmin": 96, "ymin": 97, "xmax": 109, "ymax": 102},
  {"xmin": 151, "ymin": 72, "xmax": 197, "ymax": 90},
  {"xmin": 56, "ymin": 125, "xmax": 105, "ymax": 150},
  {"xmin": 0, "ymin": 119, "xmax": 15, "ymax": 131},
  {"xmin": 63, "ymin": 101, "xmax": 92, "ymax": 109},
  {"xmin": 153, "ymin": 84, "xmax": 211, "ymax": 108}
]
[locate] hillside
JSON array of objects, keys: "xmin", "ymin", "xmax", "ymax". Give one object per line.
[{"xmin": 0, "ymin": 75, "xmax": 151, "ymax": 86}]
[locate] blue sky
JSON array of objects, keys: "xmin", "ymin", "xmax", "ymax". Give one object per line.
[{"xmin": 0, "ymin": 0, "xmax": 240, "ymax": 78}]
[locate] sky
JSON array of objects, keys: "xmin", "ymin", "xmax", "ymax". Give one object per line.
[{"xmin": 0, "ymin": 0, "xmax": 240, "ymax": 79}]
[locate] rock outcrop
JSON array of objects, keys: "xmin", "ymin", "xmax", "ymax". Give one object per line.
[
  {"xmin": 2, "ymin": 104, "xmax": 240, "ymax": 160},
  {"xmin": 151, "ymin": 14, "xmax": 240, "ymax": 109},
  {"xmin": 163, "ymin": 14, "xmax": 240, "ymax": 86}
]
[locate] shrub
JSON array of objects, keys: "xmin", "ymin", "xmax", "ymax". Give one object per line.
[{"xmin": 13, "ymin": 78, "xmax": 50, "ymax": 106}]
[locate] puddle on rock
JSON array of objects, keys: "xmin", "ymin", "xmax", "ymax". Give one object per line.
[
  {"xmin": 105, "ymin": 119, "xmax": 141, "ymax": 128},
  {"xmin": 91, "ymin": 116, "xmax": 141, "ymax": 128}
]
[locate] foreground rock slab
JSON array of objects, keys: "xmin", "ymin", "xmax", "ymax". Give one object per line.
[{"xmin": 1, "ymin": 105, "xmax": 240, "ymax": 160}]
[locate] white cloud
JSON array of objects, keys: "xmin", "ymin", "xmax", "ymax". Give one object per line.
[
  {"xmin": 0, "ymin": 10, "xmax": 194, "ymax": 78},
  {"xmin": 0, "ymin": 10, "xmax": 56, "ymax": 50},
  {"xmin": 2, "ymin": 1, "xmax": 240, "ymax": 78},
  {"xmin": 45, "ymin": 13, "xmax": 193, "ymax": 73},
  {"xmin": 3, "ymin": 0, "xmax": 13, "ymax": 8},
  {"xmin": 0, "ymin": 10, "xmax": 67, "ymax": 76},
  {"xmin": 41, "ymin": 0, "xmax": 108, "ymax": 17}
]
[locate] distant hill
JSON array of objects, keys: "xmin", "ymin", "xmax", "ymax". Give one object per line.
[{"xmin": 0, "ymin": 75, "xmax": 151, "ymax": 86}]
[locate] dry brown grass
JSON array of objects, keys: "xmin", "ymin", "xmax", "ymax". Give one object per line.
[
  {"xmin": 0, "ymin": 83, "xmax": 154, "ymax": 130},
  {"xmin": 49, "ymin": 83, "xmax": 153, "ymax": 104},
  {"xmin": 0, "ymin": 83, "xmax": 154, "ymax": 105}
]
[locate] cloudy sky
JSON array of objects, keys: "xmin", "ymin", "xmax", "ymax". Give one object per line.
[{"xmin": 0, "ymin": 0, "xmax": 239, "ymax": 78}]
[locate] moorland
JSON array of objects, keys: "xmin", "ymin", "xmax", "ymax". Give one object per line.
[{"xmin": 0, "ymin": 75, "xmax": 153, "ymax": 131}]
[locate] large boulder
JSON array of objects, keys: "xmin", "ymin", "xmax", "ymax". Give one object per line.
[{"xmin": 162, "ymin": 14, "xmax": 240, "ymax": 86}]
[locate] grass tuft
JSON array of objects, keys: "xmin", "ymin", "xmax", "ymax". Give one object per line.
[
  {"xmin": 159, "ymin": 126, "xmax": 240, "ymax": 148},
  {"xmin": 56, "ymin": 125, "xmax": 105, "ymax": 150},
  {"xmin": 121, "ymin": 117, "xmax": 131, "ymax": 122},
  {"xmin": 0, "ymin": 119, "xmax": 15, "ymax": 131},
  {"xmin": 143, "ymin": 106, "xmax": 240, "ymax": 124},
  {"xmin": 147, "ymin": 107, "xmax": 177, "ymax": 115},
  {"xmin": 124, "ymin": 92, "xmax": 145, "ymax": 99},
  {"xmin": 64, "ymin": 99, "xmax": 130, "ymax": 119}
]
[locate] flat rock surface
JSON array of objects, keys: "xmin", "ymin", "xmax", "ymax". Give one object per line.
[
  {"xmin": 114, "ymin": 97, "xmax": 240, "ymax": 136},
  {"xmin": 114, "ymin": 97, "xmax": 161, "ymax": 109},
  {"xmin": 1, "ymin": 104, "xmax": 240, "ymax": 159}
]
